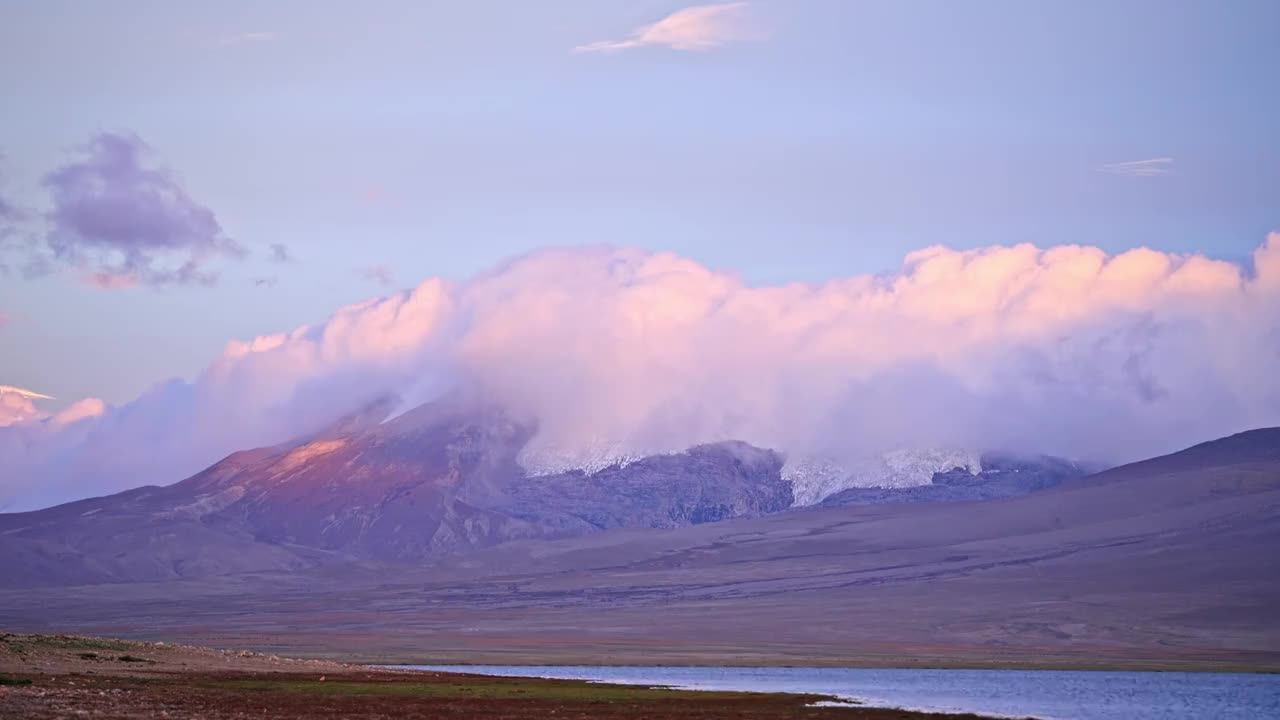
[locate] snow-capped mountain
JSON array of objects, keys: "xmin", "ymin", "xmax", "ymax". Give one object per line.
[
  {"xmin": 784, "ymin": 448, "xmax": 983, "ymax": 506},
  {"xmin": 517, "ymin": 437, "xmax": 647, "ymax": 476},
  {"xmin": 518, "ymin": 437, "xmax": 994, "ymax": 508}
]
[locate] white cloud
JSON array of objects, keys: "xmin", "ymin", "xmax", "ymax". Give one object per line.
[
  {"xmin": 574, "ymin": 3, "xmax": 761, "ymax": 54},
  {"xmin": 1097, "ymin": 157, "xmax": 1175, "ymax": 177},
  {"xmin": 2, "ymin": 235, "xmax": 1280, "ymax": 511}
]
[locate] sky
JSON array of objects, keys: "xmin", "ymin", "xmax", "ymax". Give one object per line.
[{"xmin": 1, "ymin": 2, "xmax": 1279, "ymax": 510}]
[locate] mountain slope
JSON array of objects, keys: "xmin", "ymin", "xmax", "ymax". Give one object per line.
[
  {"xmin": 491, "ymin": 441, "xmax": 788, "ymax": 532},
  {"xmin": 0, "ymin": 397, "xmax": 792, "ymax": 585},
  {"xmin": 237, "ymin": 426, "xmax": 1275, "ymax": 666},
  {"xmin": 819, "ymin": 452, "xmax": 1091, "ymax": 507},
  {"xmin": 0, "ymin": 428, "xmax": 1275, "ymax": 667}
]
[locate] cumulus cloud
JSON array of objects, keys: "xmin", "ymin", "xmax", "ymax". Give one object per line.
[
  {"xmin": 1097, "ymin": 157, "xmax": 1174, "ymax": 177},
  {"xmin": 30, "ymin": 132, "xmax": 244, "ymax": 288},
  {"xmin": 574, "ymin": 3, "xmax": 761, "ymax": 53},
  {"xmin": 2, "ymin": 236, "xmax": 1280, "ymax": 511},
  {"xmin": 0, "ymin": 393, "xmax": 40, "ymax": 428},
  {"xmin": 49, "ymin": 398, "xmax": 107, "ymax": 428},
  {"xmin": 0, "ymin": 386, "xmax": 54, "ymax": 427}
]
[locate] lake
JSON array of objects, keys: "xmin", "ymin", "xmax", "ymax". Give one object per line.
[{"xmin": 397, "ymin": 665, "xmax": 1280, "ymax": 720}]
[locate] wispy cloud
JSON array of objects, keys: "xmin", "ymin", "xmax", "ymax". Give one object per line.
[
  {"xmin": 574, "ymin": 3, "xmax": 760, "ymax": 54},
  {"xmin": 360, "ymin": 265, "xmax": 393, "ymax": 287},
  {"xmin": 216, "ymin": 31, "xmax": 278, "ymax": 47},
  {"xmin": 0, "ymin": 157, "xmax": 33, "ymax": 278},
  {"xmin": 1097, "ymin": 157, "xmax": 1175, "ymax": 177},
  {"xmin": 268, "ymin": 243, "xmax": 293, "ymax": 264},
  {"xmin": 0, "ymin": 385, "xmax": 54, "ymax": 401}
]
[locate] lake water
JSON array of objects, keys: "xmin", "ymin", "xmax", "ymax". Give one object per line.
[{"xmin": 397, "ymin": 665, "xmax": 1280, "ymax": 720}]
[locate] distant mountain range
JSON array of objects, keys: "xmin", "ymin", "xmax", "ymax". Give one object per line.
[
  {"xmin": 0, "ymin": 397, "xmax": 1276, "ymax": 669},
  {"xmin": 0, "ymin": 396, "xmax": 793, "ymax": 584},
  {"xmin": 819, "ymin": 452, "xmax": 1096, "ymax": 507},
  {"xmin": 0, "ymin": 395, "xmax": 1094, "ymax": 586}
]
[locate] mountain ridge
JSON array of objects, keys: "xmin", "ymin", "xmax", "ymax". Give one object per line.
[
  {"xmin": 0, "ymin": 398, "xmax": 793, "ymax": 584},
  {"xmin": 0, "ymin": 425, "xmax": 1275, "ymax": 668}
]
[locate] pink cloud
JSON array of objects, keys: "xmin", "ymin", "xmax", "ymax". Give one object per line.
[
  {"xmin": 50, "ymin": 398, "xmax": 107, "ymax": 428},
  {"xmin": 3, "ymin": 236, "xmax": 1280, "ymax": 511},
  {"xmin": 0, "ymin": 385, "xmax": 53, "ymax": 427},
  {"xmin": 0, "ymin": 393, "xmax": 39, "ymax": 427},
  {"xmin": 575, "ymin": 3, "xmax": 762, "ymax": 53}
]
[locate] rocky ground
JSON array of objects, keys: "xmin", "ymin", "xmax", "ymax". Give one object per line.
[{"xmin": 0, "ymin": 633, "xmax": 1009, "ymax": 719}]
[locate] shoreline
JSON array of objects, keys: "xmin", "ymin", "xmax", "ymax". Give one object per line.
[
  {"xmin": 0, "ymin": 632, "xmax": 1008, "ymax": 719},
  {"xmin": 368, "ymin": 658, "xmax": 1280, "ymax": 674},
  {"xmin": 389, "ymin": 664, "xmax": 1028, "ymax": 719}
]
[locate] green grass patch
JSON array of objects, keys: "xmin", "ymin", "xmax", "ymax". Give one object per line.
[
  {"xmin": 0, "ymin": 675, "xmax": 33, "ymax": 686},
  {"xmin": 117, "ymin": 655, "xmax": 154, "ymax": 663}
]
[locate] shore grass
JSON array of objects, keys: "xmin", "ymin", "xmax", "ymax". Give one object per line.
[{"xmin": 217, "ymin": 675, "xmax": 829, "ymax": 703}]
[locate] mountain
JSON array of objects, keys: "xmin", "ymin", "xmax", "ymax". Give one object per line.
[
  {"xmin": 1, "ymin": 427, "xmax": 1275, "ymax": 668},
  {"xmin": 784, "ymin": 448, "xmax": 986, "ymax": 506},
  {"xmin": 0, "ymin": 396, "xmax": 790, "ymax": 585},
  {"xmin": 819, "ymin": 452, "xmax": 1093, "ymax": 507},
  {"xmin": 488, "ymin": 441, "xmax": 789, "ymax": 532},
  {"xmin": 1, "ymin": 406, "xmax": 1276, "ymax": 668}
]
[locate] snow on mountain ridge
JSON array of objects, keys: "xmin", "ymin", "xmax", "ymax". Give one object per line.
[
  {"xmin": 785, "ymin": 448, "xmax": 983, "ymax": 506},
  {"xmin": 516, "ymin": 433, "xmax": 983, "ymax": 507},
  {"xmin": 517, "ymin": 438, "xmax": 647, "ymax": 477}
]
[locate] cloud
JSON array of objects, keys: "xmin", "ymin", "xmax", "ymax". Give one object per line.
[
  {"xmin": 50, "ymin": 398, "xmax": 106, "ymax": 428},
  {"xmin": 0, "ymin": 159, "xmax": 33, "ymax": 277},
  {"xmin": 0, "ymin": 385, "xmax": 55, "ymax": 401},
  {"xmin": 361, "ymin": 265, "xmax": 394, "ymax": 286},
  {"xmin": 24, "ymin": 132, "xmax": 245, "ymax": 288},
  {"xmin": 574, "ymin": 3, "xmax": 761, "ymax": 54},
  {"xmin": 216, "ymin": 31, "xmax": 278, "ymax": 47},
  {"xmin": 2, "ymin": 236, "xmax": 1280, "ymax": 511},
  {"xmin": 268, "ymin": 243, "xmax": 293, "ymax": 263},
  {"xmin": 254, "ymin": 276, "xmax": 279, "ymax": 288},
  {"xmin": 0, "ymin": 394, "xmax": 40, "ymax": 428},
  {"xmin": 1097, "ymin": 157, "xmax": 1174, "ymax": 177},
  {"xmin": 0, "ymin": 180, "xmax": 20, "ymax": 226},
  {"xmin": 0, "ymin": 385, "xmax": 53, "ymax": 428}
]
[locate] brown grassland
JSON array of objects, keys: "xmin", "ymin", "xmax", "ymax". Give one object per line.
[{"xmin": 0, "ymin": 632, "xmax": 1012, "ymax": 719}]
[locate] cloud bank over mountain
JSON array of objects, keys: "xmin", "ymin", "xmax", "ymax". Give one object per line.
[{"xmin": 3, "ymin": 235, "xmax": 1280, "ymax": 511}]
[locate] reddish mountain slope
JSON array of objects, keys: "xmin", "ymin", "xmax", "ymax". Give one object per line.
[{"xmin": 0, "ymin": 397, "xmax": 791, "ymax": 584}]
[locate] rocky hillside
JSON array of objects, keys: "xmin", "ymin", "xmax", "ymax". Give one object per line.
[
  {"xmin": 820, "ymin": 453, "xmax": 1092, "ymax": 507},
  {"xmin": 0, "ymin": 396, "xmax": 791, "ymax": 585}
]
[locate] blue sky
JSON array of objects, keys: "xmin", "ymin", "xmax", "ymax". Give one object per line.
[{"xmin": 2, "ymin": 0, "xmax": 1278, "ymax": 409}]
